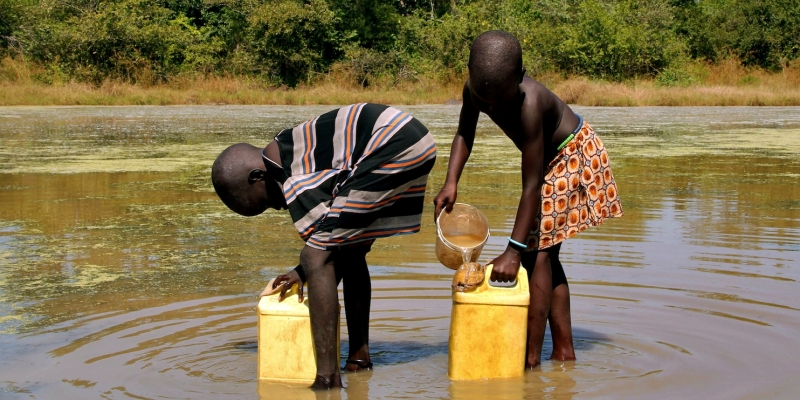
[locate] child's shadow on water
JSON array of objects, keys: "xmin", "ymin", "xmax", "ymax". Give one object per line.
[{"xmin": 342, "ymin": 340, "xmax": 448, "ymax": 365}]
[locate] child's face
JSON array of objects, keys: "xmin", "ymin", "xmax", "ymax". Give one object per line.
[
  {"xmin": 221, "ymin": 170, "xmax": 286, "ymax": 216},
  {"xmin": 232, "ymin": 181, "xmax": 271, "ymax": 216},
  {"xmin": 250, "ymin": 187, "xmax": 271, "ymax": 214},
  {"xmin": 469, "ymin": 80, "xmax": 522, "ymax": 116}
]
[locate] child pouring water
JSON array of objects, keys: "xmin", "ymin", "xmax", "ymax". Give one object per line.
[{"xmin": 434, "ymin": 31, "xmax": 623, "ymax": 369}]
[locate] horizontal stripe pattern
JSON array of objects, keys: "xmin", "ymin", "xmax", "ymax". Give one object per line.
[
  {"xmin": 283, "ymin": 168, "xmax": 340, "ymax": 203},
  {"xmin": 376, "ymin": 142, "xmax": 437, "ymax": 174},
  {"xmin": 271, "ymin": 104, "xmax": 436, "ymax": 250}
]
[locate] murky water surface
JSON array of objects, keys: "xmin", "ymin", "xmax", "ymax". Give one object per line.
[{"xmin": 1, "ymin": 105, "xmax": 799, "ymax": 399}]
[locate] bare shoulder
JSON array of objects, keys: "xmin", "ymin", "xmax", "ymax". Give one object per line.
[
  {"xmin": 521, "ymin": 76, "xmax": 560, "ymax": 104},
  {"xmin": 520, "ymin": 76, "xmax": 563, "ymax": 122},
  {"xmin": 519, "ymin": 79, "xmax": 546, "ymax": 118}
]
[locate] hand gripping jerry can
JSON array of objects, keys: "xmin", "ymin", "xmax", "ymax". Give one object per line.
[
  {"xmin": 257, "ymin": 282, "xmax": 340, "ymax": 383},
  {"xmin": 448, "ymin": 264, "xmax": 529, "ymax": 380}
]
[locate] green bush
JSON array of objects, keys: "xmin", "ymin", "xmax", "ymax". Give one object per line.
[
  {"xmin": 2, "ymin": 0, "xmax": 799, "ymax": 85},
  {"xmin": 677, "ymin": 0, "xmax": 800, "ymax": 70},
  {"xmin": 329, "ymin": 0, "xmax": 400, "ymax": 52},
  {"xmin": 556, "ymin": 0, "xmax": 684, "ymax": 79},
  {"xmin": 248, "ymin": 0, "xmax": 345, "ymax": 87},
  {"xmin": 655, "ymin": 66, "xmax": 695, "ymax": 86},
  {"xmin": 397, "ymin": 3, "xmax": 495, "ymax": 79},
  {"xmin": 338, "ymin": 44, "xmax": 400, "ymax": 87},
  {"xmin": 496, "ymin": 0, "xmax": 572, "ymax": 75},
  {"xmin": 0, "ymin": 0, "xmax": 25, "ymax": 54},
  {"xmin": 17, "ymin": 0, "xmax": 214, "ymax": 84},
  {"xmin": 717, "ymin": 0, "xmax": 800, "ymax": 70}
]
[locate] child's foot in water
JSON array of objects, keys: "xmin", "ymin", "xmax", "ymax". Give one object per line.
[
  {"xmin": 549, "ymin": 349, "xmax": 576, "ymax": 362},
  {"xmin": 343, "ymin": 359, "xmax": 373, "ymax": 372},
  {"xmin": 343, "ymin": 346, "xmax": 373, "ymax": 372},
  {"xmin": 310, "ymin": 374, "xmax": 343, "ymax": 390}
]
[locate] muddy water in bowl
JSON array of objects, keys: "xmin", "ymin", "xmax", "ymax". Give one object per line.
[
  {"xmin": 447, "ymin": 234, "xmax": 485, "ymax": 266},
  {"xmin": 443, "ymin": 233, "xmax": 486, "ymax": 250}
]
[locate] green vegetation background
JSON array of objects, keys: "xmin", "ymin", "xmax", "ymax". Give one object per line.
[{"xmin": 0, "ymin": 0, "xmax": 798, "ymax": 88}]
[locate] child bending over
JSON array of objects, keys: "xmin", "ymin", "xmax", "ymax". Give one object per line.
[
  {"xmin": 213, "ymin": 104, "xmax": 436, "ymax": 388},
  {"xmin": 434, "ymin": 31, "xmax": 622, "ymax": 368}
]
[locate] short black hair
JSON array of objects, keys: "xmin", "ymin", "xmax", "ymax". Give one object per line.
[
  {"xmin": 468, "ymin": 30, "xmax": 523, "ymax": 95},
  {"xmin": 211, "ymin": 143, "xmax": 266, "ymax": 216}
]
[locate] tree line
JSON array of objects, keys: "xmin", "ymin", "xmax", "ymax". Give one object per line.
[{"xmin": 1, "ymin": 0, "xmax": 798, "ymax": 87}]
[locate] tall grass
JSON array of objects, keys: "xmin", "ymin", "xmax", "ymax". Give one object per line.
[
  {"xmin": 550, "ymin": 59, "xmax": 800, "ymax": 106},
  {"xmin": 2, "ymin": 56, "xmax": 799, "ymax": 107}
]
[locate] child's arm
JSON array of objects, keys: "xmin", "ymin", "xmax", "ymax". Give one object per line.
[
  {"xmin": 489, "ymin": 106, "xmax": 546, "ymax": 282},
  {"xmin": 434, "ymin": 84, "xmax": 480, "ymax": 219}
]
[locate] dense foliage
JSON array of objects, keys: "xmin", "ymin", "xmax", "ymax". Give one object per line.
[{"xmin": 1, "ymin": 0, "xmax": 799, "ymax": 86}]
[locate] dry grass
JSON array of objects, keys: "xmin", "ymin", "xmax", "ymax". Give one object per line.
[
  {"xmin": 2, "ymin": 56, "xmax": 799, "ymax": 106},
  {"xmin": 553, "ymin": 80, "xmax": 800, "ymax": 107},
  {"xmin": 0, "ymin": 56, "xmax": 465, "ymax": 106},
  {"xmin": 551, "ymin": 59, "xmax": 800, "ymax": 106}
]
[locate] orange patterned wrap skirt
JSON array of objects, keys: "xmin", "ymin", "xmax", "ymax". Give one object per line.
[{"xmin": 526, "ymin": 120, "xmax": 623, "ymax": 251}]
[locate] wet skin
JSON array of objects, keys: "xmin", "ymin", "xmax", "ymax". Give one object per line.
[{"xmin": 434, "ymin": 73, "xmax": 578, "ymax": 367}]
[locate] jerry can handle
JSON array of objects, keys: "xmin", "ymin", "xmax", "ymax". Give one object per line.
[
  {"xmin": 480, "ymin": 264, "xmax": 529, "ymax": 292},
  {"xmin": 259, "ymin": 277, "xmax": 303, "ymax": 298}
]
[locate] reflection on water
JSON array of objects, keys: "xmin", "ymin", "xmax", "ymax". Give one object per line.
[{"xmin": 1, "ymin": 106, "xmax": 799, "ymax": 399}]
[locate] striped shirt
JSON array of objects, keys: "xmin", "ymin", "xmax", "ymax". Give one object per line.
[{"xmin": 263, "ymin": 104, "xmax": 437, "ymax": 250}]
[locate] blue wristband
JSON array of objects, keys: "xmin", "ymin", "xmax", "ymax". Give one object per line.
[{"xmin": 508, "ymin": 237, "xmax": 528, "ymax": 251}]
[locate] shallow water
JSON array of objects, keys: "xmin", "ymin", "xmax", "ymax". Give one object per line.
[{"xmin": 1, "ymin": 105, "xmax": 799, "ymax": 399}]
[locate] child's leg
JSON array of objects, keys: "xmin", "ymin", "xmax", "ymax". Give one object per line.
[
  {"xmin": 520, "ymin": 248, "xmax": 554, "ymax": 369},
  {"xmin": 301, "ymin": 245, "xmax": 342, "ymax": 389},
  {"xmin": 336, "ymin": 244, "xmax": 373, "ymax": 371},
  {"xmin": 547, "ymin": 247, "xmax": 576, "ymax": 361}
]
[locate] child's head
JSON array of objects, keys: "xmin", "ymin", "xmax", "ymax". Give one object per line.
[
  {"xmin": 211, "ymin": 143, "xmax": 278, "ymax": 216},
  {"xmin": 468, "ymin": 30, "xmax": 525, "ymax": 108}
]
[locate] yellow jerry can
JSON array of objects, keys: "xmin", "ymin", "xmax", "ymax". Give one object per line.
[
  {"xmin": 256, "ymin": 282, "xmax": 339, "ymax": 383},
  {"xmin": 448, "ymin": 264, "xmax": 530, "ymax": 380}
]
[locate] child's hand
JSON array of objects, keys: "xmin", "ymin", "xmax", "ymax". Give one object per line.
[
  {"xmin": 259, "ymin": 278, "xmax": 284, "ymax": 297},
  {"xmin": 434, "ymin": 185, "xmax": 458, "ymax": 222},
  {"xmin": 488, "ymin": 249, "xmax": 522, "ymax": 282},
  {"xmin": 272, "ymin": 270, "xmax": 305, "ymax": 302}
]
